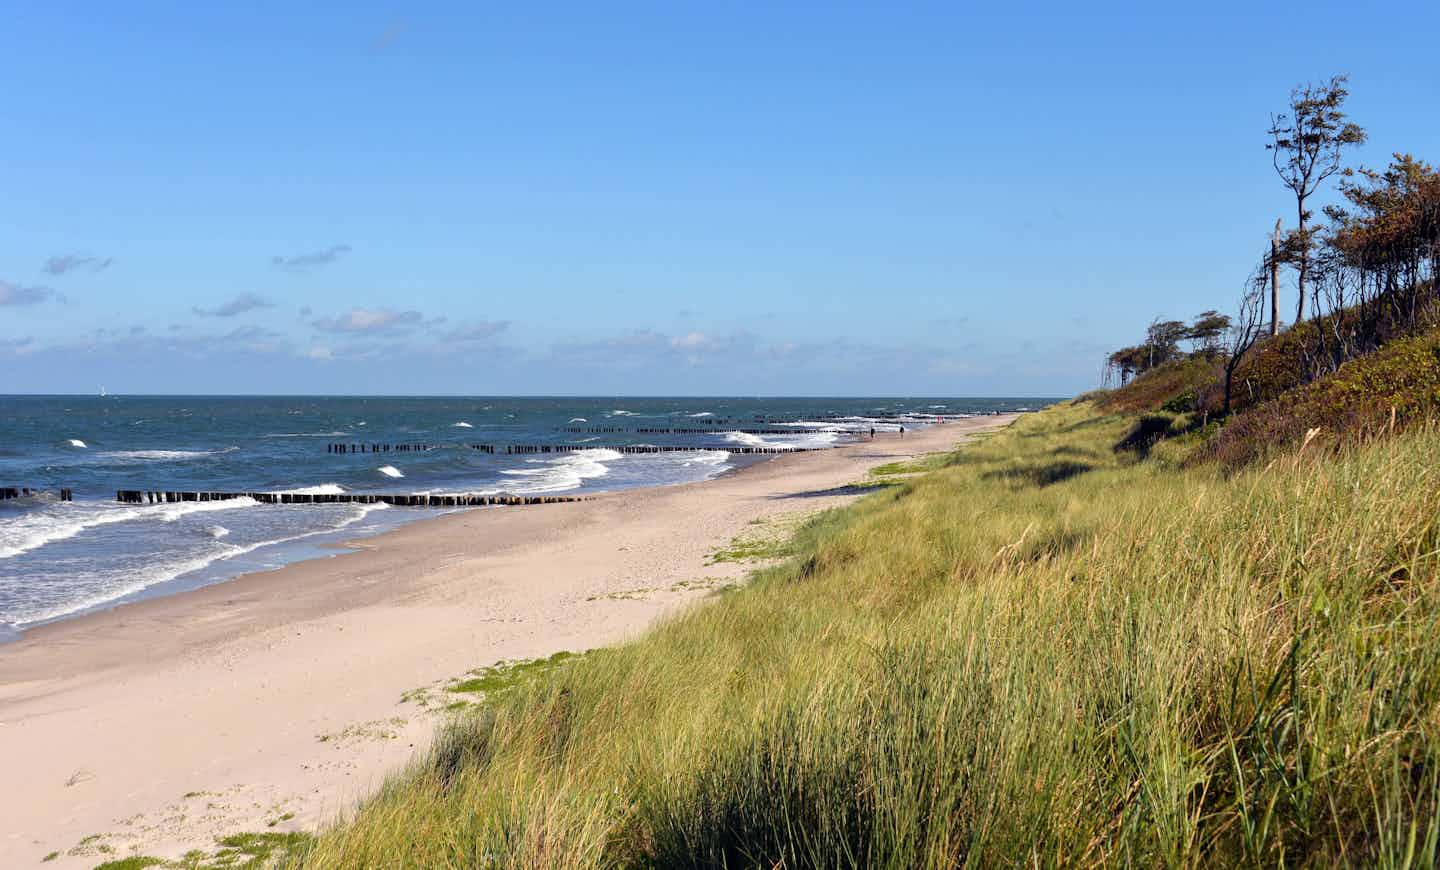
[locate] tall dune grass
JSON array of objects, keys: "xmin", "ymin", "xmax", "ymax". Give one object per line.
[{"xmin": 298, "ymin": 402, "xmax": 1440, "ymax": 867}]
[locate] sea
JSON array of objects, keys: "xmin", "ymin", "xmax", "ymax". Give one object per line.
[{"xmin": 0, "ymin": 395, "xmax": 1051, "ymax": 639}]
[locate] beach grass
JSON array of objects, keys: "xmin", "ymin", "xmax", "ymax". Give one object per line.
[{"xmin": 295, "ymin": 401, "xmax": 1440, "ymax": 866}]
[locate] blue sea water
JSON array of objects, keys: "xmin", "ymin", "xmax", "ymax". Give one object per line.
[{"xmin": 0, "ymin": 395, "xmax": 1051, "ymax": 637}]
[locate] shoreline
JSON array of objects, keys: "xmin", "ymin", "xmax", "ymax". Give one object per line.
[
  {"xmin": 0, "ymin": 416, "xmax": 1014, "ymax": 867},
  {"xmin": 0, "ymin": 449, "xmax": 776, "ymax": 643}
]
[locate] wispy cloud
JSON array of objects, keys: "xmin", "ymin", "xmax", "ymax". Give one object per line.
[
  {"xmin": 272, "ymin": 244, "xmax": 352, "ymax": 271},
  {"xmin": 0, "ymin": 279, "xmax": 57, "ymax": 306},
  {"xmin": 192, "ymin": 292, "xmax": 274, "ymax": 317},
  {"xmin": 441, "ymin": 320, "xmax": 510, "ymax": 343},
  {"xmin": 43, "ymin": 253, "xmax": 113, "ymax": 276},
  {"xmin": 311, "ymin": 307, "xmax": 424, "ymax": 335},
  {"xmin": 1, "ymin": 324, "xmax": 293, "ymax": 360}
]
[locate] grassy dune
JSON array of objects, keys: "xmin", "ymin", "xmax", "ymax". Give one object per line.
[{"xmin": 298, "ymin": 403, "xmax": 1440, "ymax": 867}]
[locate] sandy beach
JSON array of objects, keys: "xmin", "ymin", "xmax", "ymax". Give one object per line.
[{"xmin": 0, "ymin": 416, "xmax": 1013, "ymax": 867}]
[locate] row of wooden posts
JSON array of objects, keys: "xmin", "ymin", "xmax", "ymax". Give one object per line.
[
  {"xmin": 115, "ymin": 490, "xmax": 592, "ymax": 507},
  {"xmin": 327, "ymin": 443, "xmax": 432, "ymax": 453},
  {"xmin": 326, "ymin": 442, "xmax": 827, "ymax": 456},
  {"xmin": 1, "ymin": 486, "xmax": 72, "ymax": 501},
  {"xmin": 487, "ymin": 443, "xmax": 824, "ymax": 455}
]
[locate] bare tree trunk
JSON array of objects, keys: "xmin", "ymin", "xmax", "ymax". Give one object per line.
[
  {"xmin": 1294, "ymin": 200, "xmax": 1307, "ymax": 323},
  {"xmin": 1271, "ymin": 219, "xmax": 1282, "ymax": 335}
]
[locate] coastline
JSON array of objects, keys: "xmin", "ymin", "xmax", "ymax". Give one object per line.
[{"xmin": 0, "ymin": 416, "xmax": 1014, "ymax": 867}]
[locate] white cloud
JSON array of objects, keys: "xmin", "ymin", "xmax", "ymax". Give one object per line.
[{"xmin": 311, "ymin": 307, "xmax": 424, "ymax": 334}]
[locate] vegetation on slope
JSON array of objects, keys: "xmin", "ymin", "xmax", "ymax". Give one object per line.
[
  {"xmin": 295, "ymin": 402, "xmax": 1440, "ymax": 867},
  {"xmin": 1211, "ymin": 325, "xmax": 1440, "ymax": 466}
]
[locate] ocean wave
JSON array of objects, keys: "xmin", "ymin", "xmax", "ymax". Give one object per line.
[
  {"xmin": 501, "ymin": 448, "xmax": 622, "ymax": 493},
  {"xmin": 778, "ymin": 419, "xmax": 898, "ymax": 433},
  {"xmin": 0, "ymin": 498, "xmax": 258, "ymax": 560},
  {"xmin": 269, "ymin": 483, "xmax": 347, "ymax": 495},
  {"xmin": 452, "ymin": 421, "xmax": 474, "ymax": 428},
  {"xmin": 262, "ymin": 431, "xmax": 349, "ymax": 438},
  {"xmin": 568, "ymin": 417, "xmax": 588, "ymax": 423},
  {"xmin": 67, "ymin": 439, "xmax": 87, "ymax": 448},
  {"xmin": 723, "ymin": 430, "xmax": 840, "ymax": 450},
  {"xmin": 6, "ymin": 501, "xmax": 389, "ymax": 627},
  {"xmin": 101, "ymin": 448, "xmax": 229, "ymax": 462},
  {"xmin": 207, "ymin": 525, "xmax": 230, "ymax": 539},
  {"xmin": 688, "ymin": 412, "xmax": 714, "ymax": 418},
  {"xmin": 377, "ymin": 465, "xmax": 404, "ymax": 478}
]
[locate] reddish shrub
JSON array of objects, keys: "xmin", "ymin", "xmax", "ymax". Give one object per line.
[{"xmin": 1208, "ymin": 327, "xmax": 1440, "ymax": 467}]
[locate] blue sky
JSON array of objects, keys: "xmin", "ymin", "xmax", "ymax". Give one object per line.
[{"xmin": 2, "ymin": 2, "xmax": 1436, "ymax": 396}]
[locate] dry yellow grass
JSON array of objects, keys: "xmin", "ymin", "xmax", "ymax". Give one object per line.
[{"xmin": 296, "ymin": 401, "xmax": 1440, "ymax": 867}]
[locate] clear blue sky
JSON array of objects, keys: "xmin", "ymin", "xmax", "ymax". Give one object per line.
[{"xmin": 2, "ymin": 1, "xmax": 1436, "ymax": 396}]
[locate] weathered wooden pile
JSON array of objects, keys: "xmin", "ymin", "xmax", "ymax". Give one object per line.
[{"xmin": 115, "ymin": 490, "xmax": 591, "ymax": 507}]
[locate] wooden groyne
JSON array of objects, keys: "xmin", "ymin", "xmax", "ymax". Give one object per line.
[
  {"xmin": 2, "ymin": 486, "xmax": 72, "ymax": 501},
  {"xmin": 116, "ymin": 490, "xmax": 591, "ymax": 507},
  {"xmin": 480, "ymin": 444, "xmax": 824, "ymax": 455},
  {"xmin": 327, "ymin": 443, "xmax": 433, "ymax": 454},
  {"xmin": 325, "ymin": 443, "xmax": 829, "ymax": 456}
]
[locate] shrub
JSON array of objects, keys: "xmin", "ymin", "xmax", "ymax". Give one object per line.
[
  {"xmin": 1209, "ymin": 326, "xmax": 1440, "ymax": 467},
  {"xmin": 1098, "ymin": 356, "xmax": 1223, "ymax": 414}
]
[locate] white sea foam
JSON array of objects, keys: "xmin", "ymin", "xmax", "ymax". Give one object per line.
[
  {"xmin": 688, "ymin": 412, "xmax": 714, "ymax": 417},
  {"xmin": 452, "ymin": 421, "xmax": 474, "ymax": 428},
  {"xmin": 67, "ymin": 439, "xmax": 87, "ymax": 448},
  {"xmin": 0, "ymin": 498, "xmax": 258, "ymax": 560},
  {"xmin": 207, "ymin": 525, "xmax": 231, "ymax": 539},
  {"xmin": 568, "ymin": 418, "xmax": 588, "ymax": 423},
  {"xmin": 723, "ymin": 430, "xmax": 840, "ymax": 450},
  {"xmin": 7, "ymin": 501, "xmax": 389, "ymax": 627},
  {"xmin": 101, "ymin": 449, "xmax": 223, "ymax": 462},
  {"xmin": 377, "ymin": 465, "xmax": 404, "ymax": 478},
  {"xmin": 270, "ymin": 483, "xmax": 347, "ymax": 495},
  {"xmin": 501, "ymin": 448, "xmax": 622, "ymax": 493},
  {"xmin": 610, "ymin": 410, "xmax": 636, "ymax": 416},
  {"xmin": 262, "ymin": 431, "xmax": 349, "ymax": 438}
]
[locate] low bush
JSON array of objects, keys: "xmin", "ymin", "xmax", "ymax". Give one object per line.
[
  {"xmin": 1098, "ymin": 356, "xmax": 1223, "ymax": 414},
  {"xmin": 1210, "ymin": 326, "xmax": 1440, "ymax": 467}
]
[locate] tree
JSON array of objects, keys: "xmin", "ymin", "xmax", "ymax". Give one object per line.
[
  {"xmin": 1267, "ymin": 75, "xmax": 1366, "ymax": 324},
  {"xmin": 1222, "ymin": 266, "xmax": 1268, "ymax": 415},
  {"xmin": 1144, "ymin": 319, "xmax": 1188, "ymax": 368},
  {"xmin": 1187, "ymin": 310, "xmax": 1231, "ymax": 354},
  {"xmin": 1106, "ymin": 345, "xmax": 1149, "ymax": 385}
]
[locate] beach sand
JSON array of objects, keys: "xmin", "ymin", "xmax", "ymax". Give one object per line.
[{"xmin": 0, "ymin": 416, "xmax": 1014, "ymax": 867}]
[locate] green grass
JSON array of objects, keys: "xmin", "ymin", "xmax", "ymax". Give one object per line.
[
  {"xmin": 705, "ymin": 512, "xmax": 814, "ymax": 564},
  {"xmin": 96, "ymin": 832, "xmax": 312, "ymax": 870},
  {"xmin": 447, "ymin": 651, "xmax": 581, "ymax": 699},
  {"xmin": 295, "ymin": 400, "xmax": 1440, "ymax": 866},
  {"xmin": 93, "ymin": 859, "xmax": 164, "ymax": 870}
]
